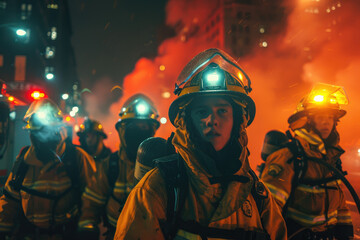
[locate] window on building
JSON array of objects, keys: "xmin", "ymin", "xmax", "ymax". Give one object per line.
[
  {"xmin": 0, "ymin": 1, "xmax": 6, "ymax": 10},
  {"xmin": 45, "ymin": 46, "xmax": 55, "ymax": 59},
  {"xmin": 47, "ymin": 27, "xmax": 57, "ymax": 40},
  {"xmin": 45, "ymin": 66, "xmax": 55, "ymax": 80},
  {"xmin": 232, "ymin": 36, "xmax": 236, "ymax": 45},
  {"xmin": 237, "ymin": 12, "xmax": 243, "ymax": 19},
  {"xmin": 0, "ymin": 55, "xmax": 3, "ymax": 67},
  {"xmin": 47, "ymin": 4, "xmax": 58, "ymax": 9},
  {"xmin": 238, "ymin": 25, "xmax": 243, "ymax": 33},
  {"xmin": 245, "ymin": 12, "xmax": 251, "ymax": 20},
  {"xmin": 245, "ymin": 25, "xmax": 250, "ymax": 33},
  {"xmin": 231, "ymin": 24, "xmax": 236, "ymax": 33},
  {"xmin": 20, "ymin": 3, "xmax": 32, "ymax": 20}
]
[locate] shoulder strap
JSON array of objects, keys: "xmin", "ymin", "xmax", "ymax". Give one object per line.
[
  {"xmin": 156, "ymin": 154, "xmax": 188, "ymax": 240},
  {"xmin": 61, "ymin": 142, "xmax": 80, "ymax": 187},
  {"xmin": 282, "ymin": 133, "xmax": 308, "ymax": 216},
  {"xmin": 249, "ymin": 169, "xmax": 268, "ymax": 215},
  {"xmin": 9, "ymin": 146, "xmax": 30, "ymax": 191},
  {"xmin": 108, "ymin": 151, "xmax": 120, "ymax": 190}
]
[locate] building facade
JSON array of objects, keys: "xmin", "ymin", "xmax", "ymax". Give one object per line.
[{"xmin": 0, "ymin": 0, "xmax": 79, "ymax": 104}]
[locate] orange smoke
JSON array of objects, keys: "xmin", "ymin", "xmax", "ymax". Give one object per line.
[{"xmin": 85, "ymin": 0, "xmax": 360, "ymax": 173}]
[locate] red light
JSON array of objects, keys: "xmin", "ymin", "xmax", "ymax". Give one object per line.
[{"xmin": 31, "ymin": 91, "xmax": 46, "ymax": 100}]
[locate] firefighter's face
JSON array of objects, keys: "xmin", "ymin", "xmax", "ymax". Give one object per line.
[
  {"xmin": 312, "ymin": 113, "xmax": 335, "ymax": 139},
  {"xmin": 85, "ymin": 131, "xmax": 99, "ymax": 149},
  {"xmin": 190, "ymin": 96, "xmax": 233, "ymax": 151}
]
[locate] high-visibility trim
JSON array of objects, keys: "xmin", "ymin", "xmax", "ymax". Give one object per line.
[
  {"xmin": 176, "ymin": 229, "xmax": 199, "ymax": 240},
  {"xmin": 82, "ymin": 187, "xmax": 106, "ymax": 205},
  {"xmin": 337, "ymin": 211, "xmax": 353, "ymax": 224},
  {"xmin": 22, "ymin": 179, "xmax": 72, "ymax": 191},
  {"xmin": 294, "ymin": 129, "xmax": 326, "ymax": 154},
  {"xmin": 0, "ymin": 222, "xmax": 13, "ymax": 231},
  {"xmin": 78, "ymin": 220, "xmax": 97, "ymax": 229},
  {"xmin": 113, "ymin": 182, "xmax": 133, "ymax": 195},
  {"xmin": 287, "ymin": 207, "xmax": 338, "ymax": 226},
  {"xmin": 107, "ymin": 213, "xmax": 118, "ymax": 227},
  {"xmin": 297, "ymin": 180, "xmax": 341, "ymax": 193},
  {"xmin": 4, "ymin": 185, "xmax": 20, "ymax": 200},
  {"xmin": 265, "ymin": 183, "xmax": 289, "ymax": 205},
  {"xmin": 26, "ymin": 205, "xmax": 78, "ymax": 224}
]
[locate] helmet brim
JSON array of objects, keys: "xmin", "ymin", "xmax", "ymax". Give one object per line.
[
  {"xmin": 288, "ymin": 108, "xmax": 346, "ymax": 124},
  {"xmin": 168, "ymin": 90, "xmax": 255, "ymax": 127}
]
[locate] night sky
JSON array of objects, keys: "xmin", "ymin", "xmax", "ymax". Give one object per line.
[{"xmin": 68, "ymin": 0, "xmax": 169, "ymax": 94}]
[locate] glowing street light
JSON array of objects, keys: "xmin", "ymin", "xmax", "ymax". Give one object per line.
[
  {"xmin": 62, "ymin": 93, "xmax": 69, "ymax": 100},
  {"xmin": 46, "ymin": 73, "xmax": 54, "ymax": 80},
  {"xmin": 16, "ymin": 29, "xmax": 27, "ymax": 36}
]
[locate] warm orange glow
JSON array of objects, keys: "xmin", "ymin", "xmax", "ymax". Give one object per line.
[
  {"xmin": 159, "ymin": 65, "xmax": 166, "ymax": 71},
  {"xmin": 8, "ymin": 96, "xmax": 14, "ymax": 102},
  {"xmin": 65, "ymin": 116, "xmax": 71, "ymax": 122}
]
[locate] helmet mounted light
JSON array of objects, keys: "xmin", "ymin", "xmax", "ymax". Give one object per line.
[
  {"xmin": 115, "ymin": 94, "xmax": 160, "ymax": 130},
  {"xmin": 169, "ymin": 48, "xmax": 256, "ymax": 127},
  {"xmin": 23, "ymin": 99, "xmax": 63, "ymax": 130},
  {"xmin": 135, "ymin": 102, "xmax": 149, "ymax": 115},
  {"xmin": 288, "ymin": 83, "xmax": 349, "ymax": 125},
  {"xmin": 201, "ymin": 63, "xmax": 226, "ymax": 90}
]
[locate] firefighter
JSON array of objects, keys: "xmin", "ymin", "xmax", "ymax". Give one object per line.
[
  {"xmin": 114, "ymin": 48, "xmax": 287, "ymax": 240},
  {"xmin": 0, "ymin": 98, "xmax": 96, "ymax": 240},
  {"xmin": 78, "ymin": 94, "xmax": 160, "ymax": 240},
  {"xmin": 77, "ymin": 118, "xmax": 111, "ymax": 167},
  {"xmin": 261, "ymin": 83, "xmax": 354, "ymax": 239}
]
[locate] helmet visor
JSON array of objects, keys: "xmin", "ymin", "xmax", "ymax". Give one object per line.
[{"xmin": 176, "ymin": 48, "xmax": 251, "ymax": 93}]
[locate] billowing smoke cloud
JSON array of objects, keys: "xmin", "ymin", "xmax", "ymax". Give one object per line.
[{"xmin": 86, "ymin": 0, "xmax": 360, "ymax": 174}]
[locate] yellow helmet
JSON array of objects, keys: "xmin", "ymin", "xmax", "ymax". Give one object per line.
[
  {"xmin": 288, "ymin": 83, "xmax": 348, "ymax": 124},
  {"xmin": 168, "ymin": 48, "xmax": 255, "ymax": 126},
  {"xmin": 23, "ymin": 98, "xmax": 63, "ymax": 130},
  {"xmin": 77, "ymin": 118, "xmax": 107, "ymax": 139},
  {"xmin": 115, "ymin": 94, "xmax": 160, "ymax": 129}
]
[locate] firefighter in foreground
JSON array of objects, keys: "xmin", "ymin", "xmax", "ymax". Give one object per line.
[
  {"xmin": 77, "ymin": 118, "xmax": 111, "ymax": 168},
  {"xmin": 261, "ymin": 83, "xmax": 354, "ymax": 239},
  {"xmin": 114, "ymin": 48, "xmax": 287, "ymax": 240},
  {"xmin": 78, "ymin": 94, "xmax": 160, "ymax": 240},
  {"xmin": 0, "ymin": 98, "xmax": 96, "ymax": 239}
]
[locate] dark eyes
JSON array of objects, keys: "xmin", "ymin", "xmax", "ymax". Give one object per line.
[{"xmin": 194, "ymin": 108, "xmax": 228, "ymax": 118}]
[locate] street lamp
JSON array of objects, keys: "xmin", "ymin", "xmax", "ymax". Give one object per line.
[
  {"xmin": 45, "ymin": 73, "xmax": 54, "ymax": 80},
  {"xmin": 16, "ymin": 28, "xmax": 27, "ymax": 36}
]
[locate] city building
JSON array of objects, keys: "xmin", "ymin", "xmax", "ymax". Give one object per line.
[
  {"xmin": 201, "ymin": 0, "xmax": 286, "ymax": 58},
  {"xmin": 0, "ymin": 0, "xmax": 79, "ymax": 105}
]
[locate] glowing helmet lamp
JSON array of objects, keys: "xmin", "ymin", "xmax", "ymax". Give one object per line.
[{"xmin": 288, "ymin": 83, "xmax": 348, "ymax": 124}]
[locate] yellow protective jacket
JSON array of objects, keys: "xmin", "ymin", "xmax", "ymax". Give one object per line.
[
  {"xmin": 261, "ymin": 131, "xmax": 353, "ymax": 232},
  {"xmin": 0, "ymin": 136, "xmax": 96, "ymax": 233},
  {"xmin": 79, "ymin": 146, "xmax": 135, "ymax": 229},
  {"xmin": 114, "ymin": 122, "xmax": 287, "ymax": 240}
]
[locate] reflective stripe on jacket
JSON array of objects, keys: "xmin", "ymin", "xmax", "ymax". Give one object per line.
[
  {"xmin": 261, "ymin": 135, "xmax": 353, "ymax": 232},
  {"xmin": 79, "ymin": 147, "xmax": 135, "ymax": 229},
  {"xmin": 0, "ymin": 143, "xmax": 96, "ymax": 231}
]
